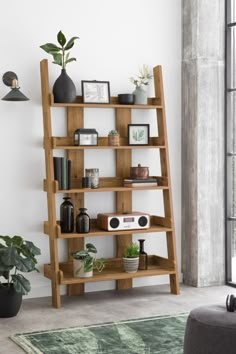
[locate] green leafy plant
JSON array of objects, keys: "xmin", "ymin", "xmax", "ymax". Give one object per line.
[
  {"xmin": 0, "ymin": 235, "xmax": 41, "ymax": 295},
  {"xmin": 40, "ymin": 30, "xmax": 79, "ymax": 69},
  {"xmin": 108, "ymin": 129, "xmax": 119, "ymax": 135},
  {"xmin": 124, "ymin": 243, "xmax": 140, "ymax": 258},
  {"xmin": 72, "ymin": 243, "xmax": 106, "ymax": 274},
  {"xmin": 130, "ymin": 64, "xmax": 153, "ymax": 87},
  {"xmin": 133, "ymin": 129, "xmax": 144, "ymax": 142}
]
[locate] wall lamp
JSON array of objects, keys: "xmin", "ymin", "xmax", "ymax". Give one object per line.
[{"xmin": 2, "ymin": 71, "xmax": 29, "ymax": 101}]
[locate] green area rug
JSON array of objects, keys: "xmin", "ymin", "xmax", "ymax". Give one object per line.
[{"xmin": 11, "ymin": 313, "xmax": 188, "ymax": 354}]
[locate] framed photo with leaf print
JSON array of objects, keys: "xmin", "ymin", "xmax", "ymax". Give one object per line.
[
  {"xmin": 128, "ymin": 124, "xmax": 150, "ymax": 146},
  {"xmin": 81, "ymin": 80, "xmax": 110, "ymax": 104}
]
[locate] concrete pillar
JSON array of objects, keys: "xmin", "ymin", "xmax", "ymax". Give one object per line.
[{"xmin": 182, "ymin": 0, "xmax": 225, "ymax": 286}]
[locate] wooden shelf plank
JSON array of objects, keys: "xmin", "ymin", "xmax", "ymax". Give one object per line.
[
  {"xmin": 43, "ymin": 176, "xmax": 169, "ymax": 193},
  {"xmin": 49, "ymin": 136, "xmax": 166, "ymax": 150},
  {"xmin": 43, "ymin": 216, "xmax": 172, "ymax": 239},
  {"xmin": 50, "ymin": 94, "xmax": 162, "ymax": 109},
  {"xmin": 44, "ymin": 255, "xmax": 176, "ymax": 285}
]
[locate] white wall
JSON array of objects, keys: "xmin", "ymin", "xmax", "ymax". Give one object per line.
[{"xmin": 0, "ymin": 0, "xmax": 181, "ymax": 298}]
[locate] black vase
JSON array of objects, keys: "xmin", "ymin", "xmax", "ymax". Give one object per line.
[
  {"xmin": 60, "ymin": 197, "xmax": 74, "ymax": 233},
  {"xmin": 53, "ymin": 69, "xmax": 76, "ymax": 103},
  {"xmin": 0, "ymin": 284, "xmax": 22, "ymax": 318},
  {"xmin": 76, "ymin": 208, "xmax": 90, "ymax": 233}
]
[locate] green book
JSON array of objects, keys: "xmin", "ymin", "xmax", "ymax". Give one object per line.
[{"xmin": 61, "ymin": 157, "xmax": 67, "ymax": 190}]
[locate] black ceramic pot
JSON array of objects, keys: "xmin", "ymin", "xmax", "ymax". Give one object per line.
[
  {"xmin": 0, "ymin": 284, "xmax": 22, "ymax": 318},
  {"xmin": 53, "ymin": 69, "xmax": 76, "ymax": 103},
  {"xmin": 118, "ymin": 94, "xmax": 134, "ymax": 105}
]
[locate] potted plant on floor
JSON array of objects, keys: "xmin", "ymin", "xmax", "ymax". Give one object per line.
[
  {"xmin": 0, "ymin": 235, "xmax": 41, "ymax": 318},
  {"xmin": 72, "ymin": 243, "xmax": 105, "ymax": 278},
  {"xmin": 123, "ymin": 243, "xmax": 140, "ymax": 273}
]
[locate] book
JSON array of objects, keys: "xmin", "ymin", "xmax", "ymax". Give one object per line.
[
  {"xmin": 124, "ymin": 182, "xmax": 157, "ymax": 187},
  {"xmin": 61, "ymin": 157, "xmax": 67, "ymax": 190},
  {"xmin": 53, "ymin": 157, "xmax": 71, "ymax": 190},
  {"xmin": 67, "ymin": 160, "xmax": 71, "ymax": 190},
  {"xmin": 123, "ymin": 177, "xmax": 158, "ymax": 183},
  {"xmin": 53, "ymin": 157, "xmax": 62, "ymax": 190}
]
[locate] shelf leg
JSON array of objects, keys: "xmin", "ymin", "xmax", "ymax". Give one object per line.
[
  {"xmin": 169, "ymin": 273, "xmax": 180, "ymax": 295},
  {"xmin": 52, "ymin": 282, "xmax": 61, "ymax": 308}
]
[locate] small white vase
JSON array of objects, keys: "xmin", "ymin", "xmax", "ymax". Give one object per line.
[
  {"xmin": 73, "ymin": 259, "xmax": 93, "ymax": 278},
  {"xmin": 133, "ymin": 86, "xmax": 148, "ymax": 105}
]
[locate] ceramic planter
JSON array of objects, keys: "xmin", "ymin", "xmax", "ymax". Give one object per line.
[
  {"xmin": 73, "ymin": 259, "xmax": 93, "ymax": 278},
  {"xmin": 0, "ymin": 284, "xmax": 22, "ymax": 318},
  {"xmin": 123, "ymin": 257, "xmax": 139, "ymax": 273}
]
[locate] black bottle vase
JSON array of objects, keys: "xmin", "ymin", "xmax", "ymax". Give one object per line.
[
  {"xmin": 76, "ymin": 208, "xmax": 90, "ymax": 233},
  {"xmin": 53, "ymin": 69, "xmax": 76, "ymax": 103},
  {"xmin": 60, "ymin": 197, "xmax": 74, "ymax": 233},
  {"xmin": 138, "ymin": 239, "xmax": 148, "ymax": 270}
]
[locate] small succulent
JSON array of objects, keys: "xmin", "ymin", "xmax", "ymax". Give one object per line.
[
  {"xmin": 108, "ymin": 129, "xmax": 119, "ymax": 135},
  {"xmin": 40, "ymin": 30, "xmax": 79, "ymax": 69},
  {"xmin": 124, "ymin": 243, "xmax": 140, "ymax": 258}
]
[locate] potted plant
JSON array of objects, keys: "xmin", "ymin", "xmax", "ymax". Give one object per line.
[
  {"xmin": 108, "ymin": 129, "xmax": 120, "ymax": 146},
  {"xmin": 129, "ymin": 64, "xmax": 153, "ymax": 105},
  {"xmin": 72, "ymin": 243, "xmax": 105, "ymax": 278},
  {"xmin": 40, "ymin": 30, "xmax": 79, "ymax": 103},
  {"xmin": 123, "ymin": 243, "xmax": 140, "ymax": 273},
  {"xmin": 0, "ymin": 235, "xmax": 41, "ymax": 318}
]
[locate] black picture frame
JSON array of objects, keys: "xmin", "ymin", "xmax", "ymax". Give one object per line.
[
  {"xmin": 128, "ymin": 124, "xmax": 150, "ymax": 146},
  {"xmin": 81, "ymin": 80, "xmax": 110, "ymax": 104}
]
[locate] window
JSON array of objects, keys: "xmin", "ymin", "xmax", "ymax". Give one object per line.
[{"xmin": 226, "ymin": 0, "xmax": 236, "ymax": 285}]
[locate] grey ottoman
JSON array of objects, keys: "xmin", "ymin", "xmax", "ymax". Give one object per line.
[{"xmin": 184, "ymin": 304, "xmax": 236, "ymax": 354}]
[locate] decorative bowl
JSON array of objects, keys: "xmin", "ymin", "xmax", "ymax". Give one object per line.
[{"xmin": 118, "ymin": 94, "xmax": 134, "ymax": 105}]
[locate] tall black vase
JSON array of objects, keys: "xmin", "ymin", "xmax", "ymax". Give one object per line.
[
  {"xmin": 0, "ymin": 284, "xmax": 22, "ymax": 318},
  {"xmin": 53, "ymin": 69, "xmax": 76, "ymax": 103}
]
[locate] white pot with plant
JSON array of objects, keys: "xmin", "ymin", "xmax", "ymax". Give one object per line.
[
  {"xmin": 40, "ymin": 30, "xmax": 79, "ymax": 103},
  {"xmin": 123, "ymin": 243, "xmax": 140, "ymax": 273},
  {"xmin": 108, "ymin": 129, "xmax": 120, "ymax": 146},
  {"xmin": 72, "ymin": 243, "xmax": 105, "ymax": 278},
  {"xmin": 130, "ymin": 64, "xmax": 153, "ymax": 105}
]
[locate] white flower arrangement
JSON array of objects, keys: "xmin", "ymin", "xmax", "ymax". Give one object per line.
[{"xmin": 130, "ymin": 64, "xmax": 153, "ymax": 87}]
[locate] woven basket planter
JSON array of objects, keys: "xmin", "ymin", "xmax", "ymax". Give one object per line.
[{"xmin": 108, "ymin": 134, "xmax": 120, "ymax": 146}]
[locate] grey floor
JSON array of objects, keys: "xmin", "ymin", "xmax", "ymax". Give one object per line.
[{"xmin": 0, "ymin": 283, "xmax": 233, "ymax": 354}]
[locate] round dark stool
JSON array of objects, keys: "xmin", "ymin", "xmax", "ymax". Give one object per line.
[{"xmin": 184, "ymin": 304, "xmax": 236, "ymax": 354}]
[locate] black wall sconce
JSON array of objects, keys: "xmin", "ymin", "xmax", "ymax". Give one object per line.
[{"xmin": 2, "ymin": 71, "xmax": 29, "ymax": 101}]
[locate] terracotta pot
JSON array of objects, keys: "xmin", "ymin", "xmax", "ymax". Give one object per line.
[{"xmin": 130, "ymin": 164, "xmax": 149, "ymax": 179}]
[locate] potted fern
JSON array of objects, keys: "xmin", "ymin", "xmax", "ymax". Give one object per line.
[
  {"xmin": 0, "ymin": 235, "xmax": 41, "ymax": 318},
  {"xmin": 123, "ymin": 243, "xmax": 140, "ymax": 273},
  {"xmin": 72, "ymin": 243, "xmax": 105, "ymax": 278}
]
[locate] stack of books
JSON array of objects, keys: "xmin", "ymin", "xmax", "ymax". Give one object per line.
[
  {"xmin": 53, "ymin": 157, "xmax": 71, "ymax": 190},
  {"xmin": 123, "ymin": 177, "xmax": 158, "ymax": 187}
]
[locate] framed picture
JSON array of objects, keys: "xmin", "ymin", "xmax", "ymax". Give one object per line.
[
  {"xmin": 128, "ymin": 124, "xmax": 150, "ymax": 146},
  {"xmin": 82, "ymin": 80, "xmax": 110, "ymax": 104}
]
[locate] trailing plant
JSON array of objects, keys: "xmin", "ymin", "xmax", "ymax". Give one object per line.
[
  {"xmin": 72, "ymin": 243, "xmax": 106, "ymax": 275},
  {"xmin": 40, "ymin": 30, "xmax": 79, "ymax": 69},
  {"xmin": 124, "ymin": 243, "xmax": 140, "ymax": 258},
  {"xmin": 130, "ymin": 64, "xmax": 153, "ymax": 87},
  {"xmin": 0, "ymin": 235, "xmax": 41, "ymax": 295}
]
